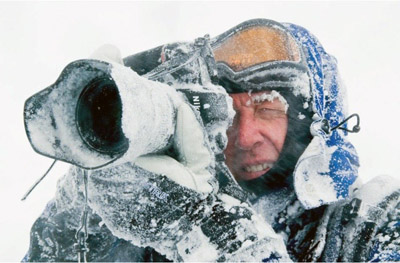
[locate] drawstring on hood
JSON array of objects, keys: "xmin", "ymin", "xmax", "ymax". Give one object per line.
[{"xmin": 284, "ymin": 22, "xmax": 360, "ymax": 209}]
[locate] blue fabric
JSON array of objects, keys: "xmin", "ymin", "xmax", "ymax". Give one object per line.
[
  {"xmin": 283, "ymin": 23, "xmax": 360, "ymax": 208},
  {"xmin": 369, "ymin": 219, "xmax": 400, "ymax": 262}
]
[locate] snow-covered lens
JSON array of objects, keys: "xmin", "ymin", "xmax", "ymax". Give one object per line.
[
  {"xmin": 76, "ymin": 77, "xmax": 128, "ymax": 154},
  {"xmin": 213, "ymin": 26, "xmax": 301, "ymax": 72}
]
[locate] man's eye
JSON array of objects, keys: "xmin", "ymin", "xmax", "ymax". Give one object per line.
[{"xmin": 256, "ymin": 107, "xmax": 286, "ymax": 120}]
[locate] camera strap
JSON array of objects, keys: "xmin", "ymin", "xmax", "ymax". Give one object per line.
[
  {"xmin": 21, "ymin": 160, "xmax": 57, "ymax": 201},
  {"xmin": 74, "ymin": 169, "xmax": 90, "ymax": 263}
]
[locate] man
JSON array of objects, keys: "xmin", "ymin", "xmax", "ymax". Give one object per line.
[
  {"xmin": 215, "ymin": 20, "xmax": 400, "ymax": 261},
  {"xmin": 24, "ymin": 19, "xmax": 400, "ymax": 262}
]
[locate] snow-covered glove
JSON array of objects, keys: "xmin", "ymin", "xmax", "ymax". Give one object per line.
[{"xmin": 86, "ymin": 45, "xmax": 290, "ymax": 261}]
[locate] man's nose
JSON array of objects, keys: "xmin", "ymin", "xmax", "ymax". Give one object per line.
[{"xmin": 235, "ymin": 115, "xmax": 264, "ymax": 150}]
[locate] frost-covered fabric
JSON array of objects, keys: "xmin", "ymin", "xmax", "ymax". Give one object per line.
[
  {"xmin": 24, "ymin": 164, "xmax": 291, "ymax": 262},
  {"xmin": 25, "ymin": 171, "xmax": 400, "ymax": 262},
  {"xmin": 88, "ymin": 162, "xmax": 290, "ymax": 262},
  {"xmin": 22, "ymin": 167, "xmax": 161, "ymax": 262},
  {"xmin": 252, "ymin": 175, "xmax": 400, "ymax": 262},
  {"xmin": 321, "ymin": 176, "xmax": 400, "ymax": 262},
  {"xmin": 283, "ymin": 23, "xmax": 360, "ymax": 209},
  {"xmin": 24, "ymin": 60, "xmax": 123, "ymax": 169}
]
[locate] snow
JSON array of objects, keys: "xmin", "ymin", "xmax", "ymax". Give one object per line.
[
  {"xmin": 219, "ymin": 193, "xmax": 247, "ymax": 208},
  {"xmin": 110, "ymin": 63, "xmax": 179, "ymax": 162},
  {"xmin": 24, "ymin": 61, "xmax": 134, "ymax": 169},
  {"xmin": 1, "ymin": 2, "xmax": 400, "ymax": 262},
  {"xmin": 175, "ymin": 226, "xmax": 219, "ymax": 261},
  {"xmin": 251, "ymin": 90, "xmax": 289, "ymax": 113},
  {"xmin": 298, "ymin": 112, "xmax": 306, "ymax": 119},
  {"xmin": 252, "ymin": 188, "xmax": 293, "ymax": 225},
  {"xmin": 353, "ymin": 175, "xmax": 400, "ymax": 218},
  {"xmin": 242, "ymin": 65, "xmax": 311, "ymax": 100},
  {"xmin": 294, "ymin": 136, "xmax": 338, "ymax": 208}
]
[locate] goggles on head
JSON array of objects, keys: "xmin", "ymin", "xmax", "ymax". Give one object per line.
[{"xmin": 211, "ymin": 19, "xmax": 310, "ymax": 97}]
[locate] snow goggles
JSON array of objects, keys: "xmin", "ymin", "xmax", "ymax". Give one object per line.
[{"xmin": 211, "ymin": 19, "xmax": 310, "ymax": 95}]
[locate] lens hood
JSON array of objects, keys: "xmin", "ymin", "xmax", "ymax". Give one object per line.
[{"xmin": 24, "ymin": 59, "xmax": 129, "ymax": 169}]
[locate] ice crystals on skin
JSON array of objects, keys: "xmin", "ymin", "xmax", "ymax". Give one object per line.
[
  {"xmin": 225, "ymin": 90, "xmax": 288, "ymax": 181},
  {"xmin": 250, "ymin": 90, "xmax": 289, "ymax": 113}
]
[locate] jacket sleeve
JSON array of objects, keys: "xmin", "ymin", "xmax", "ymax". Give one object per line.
[
  {"xmin": 367, "ymin": 184, "xmax": 400, "ymax": 262},
  {"xmin": 87, "ymin": 161, "xmax": 291, "ymax": 262},
  {"xmin": 24, "ymin": 162, "xmax": 291, "ymax": 262},
  {"xmin": 318, "ymin": 175, "xmax": 400, "ymax": 262}
]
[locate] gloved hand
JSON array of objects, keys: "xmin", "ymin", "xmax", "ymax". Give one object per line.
[{"xmin": 86, "ymin": 44, "xmax": 290, "ymax": 261}]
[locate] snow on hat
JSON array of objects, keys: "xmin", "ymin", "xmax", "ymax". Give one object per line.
[
  {"xmin": 284, "ymin": 23, "xmax": 360, "ymax": 209},
  {"xmin": 211, "ymin": 19, "xmax": 311, "ymax": 99}
]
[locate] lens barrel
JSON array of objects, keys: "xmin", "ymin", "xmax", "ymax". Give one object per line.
[{"xmin": 76, "ymin": 77, "xmax": 129, "ymax": 155}]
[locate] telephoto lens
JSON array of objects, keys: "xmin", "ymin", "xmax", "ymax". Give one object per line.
[{"xmin": 24, "ymin": 59, "xmax": 178, "ymax": 169}]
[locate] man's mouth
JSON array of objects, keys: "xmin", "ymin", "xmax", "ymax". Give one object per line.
[
  {"xmin": 228, "ymin": 156, "xmax": 277, "ymax": 181},
  {"xmin": 243, "ymin": 162, "xmax": 273, "ymax": 173}
]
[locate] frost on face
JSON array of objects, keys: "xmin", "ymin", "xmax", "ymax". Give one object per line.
[{"xmin": 250, "ymin": 90, "xmax": 289, "ymax": 113}]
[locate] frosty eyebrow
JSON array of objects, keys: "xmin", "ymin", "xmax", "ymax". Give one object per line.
[{"xmin": 250, "ymin": 90, "xmax": 289, "ymax": 113}]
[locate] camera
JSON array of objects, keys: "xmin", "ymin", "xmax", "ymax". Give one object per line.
[{"xmin": 24, "ymin": 36, "xmax": 230, "ymax": 169}]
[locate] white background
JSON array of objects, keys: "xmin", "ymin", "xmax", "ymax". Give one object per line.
[{"xmin": 0, "ymin": 1, "xmax": 399, "ymax": 261}]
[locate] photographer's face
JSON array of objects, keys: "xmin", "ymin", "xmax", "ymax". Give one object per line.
[{"xmin": 224, "ymin": 91, "xmax": 288, "ymax": 181}]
